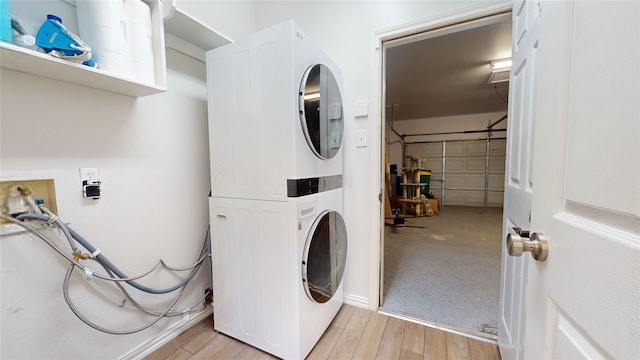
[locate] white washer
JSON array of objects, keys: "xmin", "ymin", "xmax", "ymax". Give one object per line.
[
  {"xmin": 209, "ymin": 187, "xmax": 347, "ymax": 359},
  {"xmin": 207, "ymin": 20, "xmax": 346, "ymax": 359},
  {"xmin": 206, "ymin": 20, "xmax": 344, "ymax": 202}
]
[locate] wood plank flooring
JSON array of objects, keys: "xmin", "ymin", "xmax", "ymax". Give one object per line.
[{"xmin": 145, "ymin": 305, "xmax": 501, "ymax": 360}]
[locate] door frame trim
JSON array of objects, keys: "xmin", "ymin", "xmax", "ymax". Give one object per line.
[{"xmin": 369, "ymin": 1, "xmax": 514, "ymax": 310}]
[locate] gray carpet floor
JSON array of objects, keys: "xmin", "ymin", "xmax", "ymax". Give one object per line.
[{"xmin": 382, "ymin": 205, "xmax": 503, "ymax": 337}]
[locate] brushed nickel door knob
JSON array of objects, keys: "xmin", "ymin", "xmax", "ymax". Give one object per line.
[{"xmin": 507, "ymin": 230, "xmax": 549, "ymax": 262}]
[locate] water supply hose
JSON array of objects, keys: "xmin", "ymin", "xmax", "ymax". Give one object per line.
[
  {"xmin": 88, "ymin": 259, "xmax": 209, "ymax": 317},
  {"xmin": 0, "ymin": 210, "xmax": 212, "ymax": 335},
  {"xmin": 16, "ymin": 213, "xmax": 210, "ymax": 294},
  {"xmin": 1, "ymin": 213, "xmax": 207, "ymax": 284},
  {"xmin": 63, "ymin": 263, "xmax": 187, "ymax": 335}
]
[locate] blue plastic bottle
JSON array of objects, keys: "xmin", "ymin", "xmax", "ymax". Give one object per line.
[
  {"xmin": 36, "ymin": 14, "xmax": 96, "ymax": 67},
  {"xmin": 0, "ymin": 0, "xmax": 11, "ymax": 43}
]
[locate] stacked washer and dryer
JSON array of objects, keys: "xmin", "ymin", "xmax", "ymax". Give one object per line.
[{"xmin": 205, "ymin": 20, "xmax": 347, "ymax": 359}]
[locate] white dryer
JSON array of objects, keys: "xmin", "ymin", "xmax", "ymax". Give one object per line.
[
  {"xmin": 209, "ymin": 186, "xmax": 347, "ymax": 359},
  {"xmin": 206, "ymin": 20, "xmax": 344, "ymax": 201}
]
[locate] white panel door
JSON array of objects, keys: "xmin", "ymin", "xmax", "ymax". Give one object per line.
[
  {"xmin": 521, "ymin": 1, "xmax": 640, "ymax": 359},
  {"xmin": 498, "ymin": 1, "xmax": 539, "ymax": 358}
]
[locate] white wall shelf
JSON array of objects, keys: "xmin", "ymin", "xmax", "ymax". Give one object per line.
[
  {"xmin": 1, "ymin": 0, "xmax": 167, "ymax": 97},
  {"xmin": 163, "ymin": 2, "xmax": 232, "ymax": 62},
  {"xmin": 0, "ymin": 42, "xmax": 165, "ymax": 97}
]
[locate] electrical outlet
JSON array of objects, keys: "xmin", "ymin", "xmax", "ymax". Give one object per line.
[{"xmin": 80, "ymin": 168, "xmax": 99, "ymax": 181}]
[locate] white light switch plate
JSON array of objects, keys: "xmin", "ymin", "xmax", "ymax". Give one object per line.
[
  {"xmin": 356, "ymin": 130, "xmax": 368, "ymax": 147},
  {"xmin": 354, "ymin": 99, "xmax": 369, "ymax": 117}
]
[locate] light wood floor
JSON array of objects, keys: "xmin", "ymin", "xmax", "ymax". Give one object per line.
[{"xmin": 145, "ymin": 305, "xmax": 501, "ymax": 360}]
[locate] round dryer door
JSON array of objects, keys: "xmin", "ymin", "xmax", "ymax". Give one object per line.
[
  {"xmin": 302, "ymin": 210, "xmax": 347, "ymax": 303},
  {"xmin": 299, "ymin": 64, "xmax": 344, "ymax": 160}
]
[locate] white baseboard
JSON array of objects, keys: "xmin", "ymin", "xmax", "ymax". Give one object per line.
[
  {"xmin": 343, "ymin": 292, "xmax": 369, "ymax": 309},
  {"xmin": 119, "ymin": 305, "xmax": 213, "ymax": 360}
]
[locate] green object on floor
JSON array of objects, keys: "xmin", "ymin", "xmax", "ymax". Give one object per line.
[{"xmin": 419, "ymin": 170, "xmax": 431, "ymax": 196}]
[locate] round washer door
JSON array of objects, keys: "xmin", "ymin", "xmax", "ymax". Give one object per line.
[
  {"xmin": 302, "ymin": 210, "xmax": 347, "ymax": 303},
  {"xmin": 299, "ymin": 64, "xmax": 344, "ymax": 160}
]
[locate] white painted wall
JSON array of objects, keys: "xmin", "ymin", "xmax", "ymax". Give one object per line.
[{"xmin": 0, "ymin": 48, "xmax": 214, "ymax": 359}]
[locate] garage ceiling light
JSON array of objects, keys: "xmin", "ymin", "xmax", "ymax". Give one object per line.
[{"xmin": 490, "ymin": 58, "xmax": 512, "ymax": 70}]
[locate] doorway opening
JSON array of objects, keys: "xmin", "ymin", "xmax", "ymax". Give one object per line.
[{"xmin": 379, "ymin": 12, "xmax": 512, "ymax": 340}]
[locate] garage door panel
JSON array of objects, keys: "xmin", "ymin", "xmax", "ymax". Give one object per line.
[
  {"xmin": 489, "ymin": 157, "xmax": 506, "ymax": 172},
  {"xmin": 446, "ymin": 174, "xmax": 466, "ymax": 188},
  {"xmin": 446, "ymin": 190, "xmax": 485, "ymax": 206},
  {"xmin": 488, "ymin": 174, "xmax": 506, "ymax": 191},
  {"xmin": 487, "ymin": 191, "xmax": 505, "ymax": 206},
  {"xmin": 489, "ymin": 139, "xmax": 507, "ymax": 154},
  {"xmin": 465, "ymin": 158, "xmax": 486, "ymax": 172},
  {"xmin": 406, "ymin": 143, "xmax": 425, "ymax": 155},
  {"xmin": 466, "ymin": 141, "xmax": 487, "ymax": 155},
  {"xmin": 466, "ymin": 174, "xmax": 486, "ymax": 190},
  {"xmin": 423, "ymin": 158, "xmax": 443, "ymax": 171},
  {"xmin": 403, "ymin": 139, "xmax": 507, "ymax": 207},
  {"xmin": 446, "ymin": 142, "xmax": 466, "ymax": 156},
  {"xmin": 446, "ymin": 158, "xmax": 466, "ymax": 171},
  {"xmin": 464, "ymin": 191, "xmax": 485, "ymax": 206},
  {"xmin": 425, "ymin": 142, "xmax": 443, "ymax": 156}
]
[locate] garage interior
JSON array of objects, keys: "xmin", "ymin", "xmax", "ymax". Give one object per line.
[{"xmin": 381, "ymin": 13, "xmax": 512, "ymax": 339}]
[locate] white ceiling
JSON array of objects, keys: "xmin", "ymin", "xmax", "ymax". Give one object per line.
[{"xmin": 385, "ymin": 16, "xmax": 512, "ymax": 121}]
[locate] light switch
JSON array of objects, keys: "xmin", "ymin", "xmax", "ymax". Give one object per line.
[
  {"xmin": 356, "ymin": 130, "xmax": 368, "ymax": 147},
  {"xmin": 354, "ymin": 99, "xmax": 369, "ymax": 117}
]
